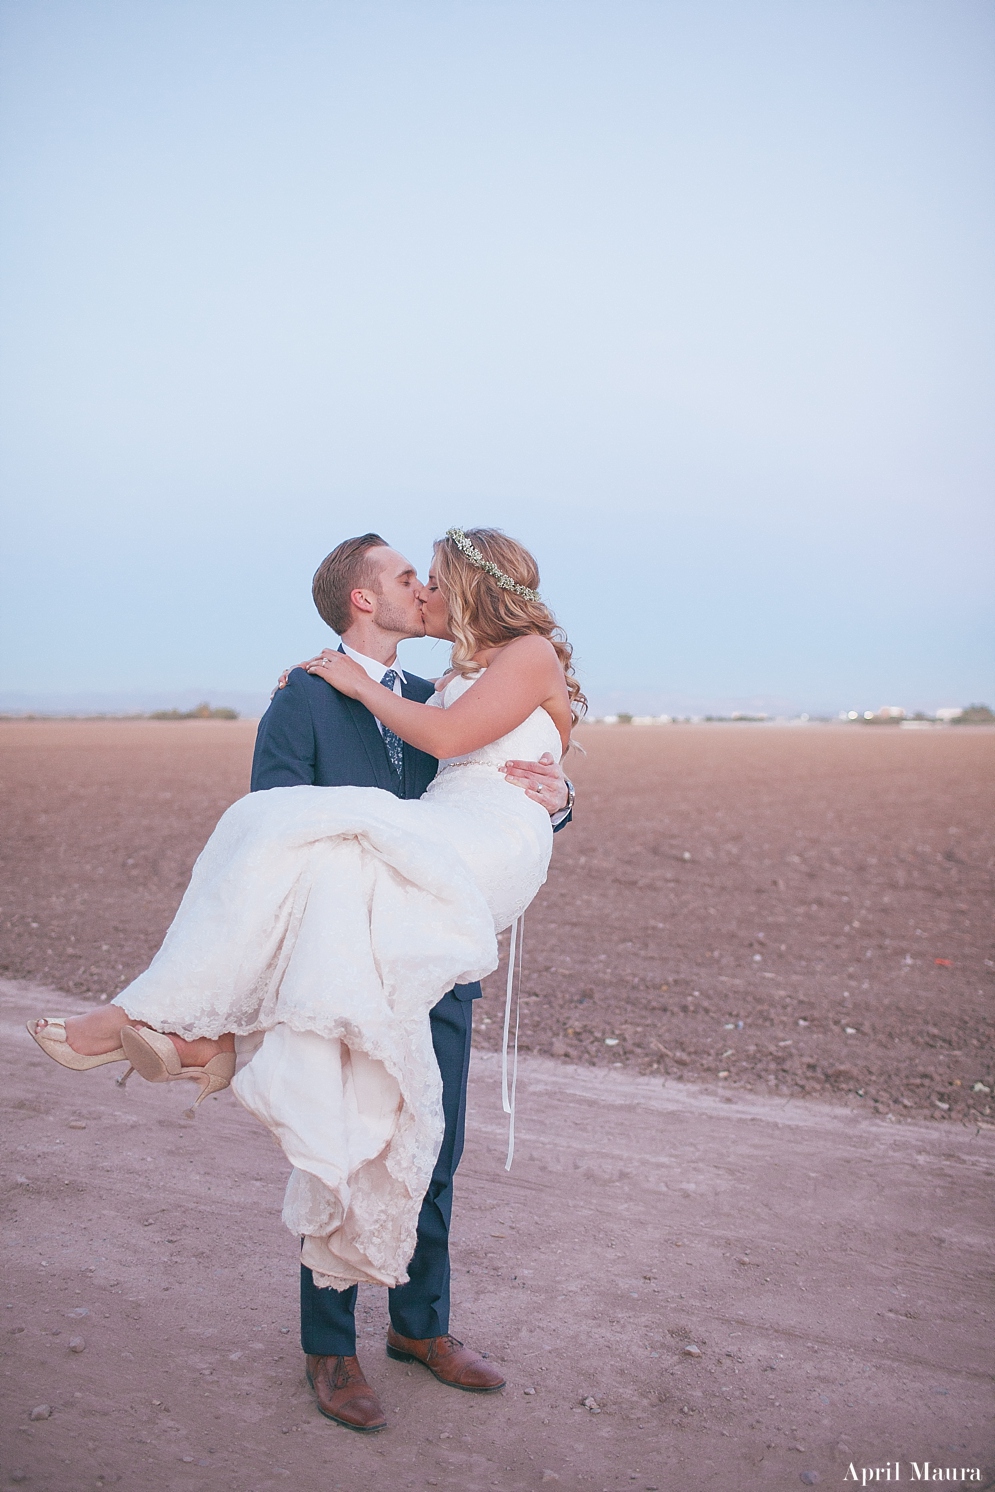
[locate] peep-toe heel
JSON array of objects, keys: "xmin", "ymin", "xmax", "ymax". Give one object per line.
[
  {"xmin": 118, "ymin": 1026, "xmax": 235, "ymax": 1112},
  {"xmin": 27, "ymin": 1018, "xmax": 129, "ymax": 1072}
]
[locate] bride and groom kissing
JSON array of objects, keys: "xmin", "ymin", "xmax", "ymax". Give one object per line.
[{"xmin": 29, "ymin": 527, "xmax": 583, "ymax": 1434}]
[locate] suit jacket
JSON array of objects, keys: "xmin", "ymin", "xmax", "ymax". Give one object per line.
[{"xmin": 251, "ymin": 664, "xmax": 439, "ymax": 800}]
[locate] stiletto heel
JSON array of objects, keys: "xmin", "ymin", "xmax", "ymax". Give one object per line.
[
  {"xmin": 27, "ymin": 1019, "xmax": 128, "ymax": 1071},
  {"xmin": 118, "ymin": 1027, "xmax": 235, "ymax": 1114},
  {"xmin": 190, "ymin": 1056, "xmax": 235, "ymax": 1109}
]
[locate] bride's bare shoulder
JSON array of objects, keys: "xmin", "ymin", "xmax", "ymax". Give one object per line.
[
  {"xmin": 490, "ymin": 635, "xmax": 559, "ymax": 670},
  {"xmin": 434, "ymin": 669, "xmax": 460, "ymax": 693}
]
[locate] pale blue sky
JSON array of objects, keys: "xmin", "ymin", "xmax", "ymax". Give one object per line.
[{"xmin": 1, "ymin": 1, "xmax": 992, "ymax": 715}]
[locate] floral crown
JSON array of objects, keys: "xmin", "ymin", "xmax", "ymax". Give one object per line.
[{"xmin": 444, "ymin": 528, "xmax": 541, "ymax": 602}]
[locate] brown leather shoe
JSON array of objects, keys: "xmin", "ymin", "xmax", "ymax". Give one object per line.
[
  {"xmin": 385, "ymin": 1328, "xmax": 505, "ymax": 1392},
  {"xmin": 305, "ymin": 1354, "xmax": 387, "ymax": 1431}
]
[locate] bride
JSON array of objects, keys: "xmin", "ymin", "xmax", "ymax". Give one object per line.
[{"xmin": 29, "ymin": 527, "xmax": 585, "ymax": 1290}]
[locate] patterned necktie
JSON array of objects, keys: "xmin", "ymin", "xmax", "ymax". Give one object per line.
[{"xmin": 379, "ymin": 670, "xmax": 404, "ymax": 778}]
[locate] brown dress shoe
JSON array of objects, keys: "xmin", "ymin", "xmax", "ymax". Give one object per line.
[
  {"xmin": 385, "ymin": 1328, "xmax": 506, "ymax": 1392},
  {"xmin": 305, "ymin": 1354, "xmax": 387, "ymax": 1431}
]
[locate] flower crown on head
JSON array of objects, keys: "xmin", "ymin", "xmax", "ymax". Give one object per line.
[{"xmin": 444, "ymin": 528, "xmax": 541, "ymax": 602}]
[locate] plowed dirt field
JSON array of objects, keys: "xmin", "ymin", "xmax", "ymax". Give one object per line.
[{"xmin": 1, "ymin": 719, "xmax": 992, "ymax": 1121}]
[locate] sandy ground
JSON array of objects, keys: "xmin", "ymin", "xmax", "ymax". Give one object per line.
[
  {"xmin": 1, "ymin": 720, "xmax": 993, "ymax": 1489},
  {"xmin": 2, "ymin": 978, "xmax": 992, "ymax": 1491}
]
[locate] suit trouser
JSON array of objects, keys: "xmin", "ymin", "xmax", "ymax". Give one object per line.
[{"xmin": 299, "ymin": 989, "xmax": 474, "ymax": 1356}]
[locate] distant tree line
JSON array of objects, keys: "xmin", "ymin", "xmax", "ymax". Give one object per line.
[
  {"xmin": 148, "ymin": 703, "xmax": 239, "ymax": 720},
  {"xmin": 951, "ymin": 704, "xmax": 995, "ymax": 724}
]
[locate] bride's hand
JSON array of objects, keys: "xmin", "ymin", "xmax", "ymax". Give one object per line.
[
  {"xmin": 272, "ymin": 650, "xmax": 340, "ymax": 696},
  {"xmin": 305, "ymin": 651, "xmax": 371, "ymax": 699}
]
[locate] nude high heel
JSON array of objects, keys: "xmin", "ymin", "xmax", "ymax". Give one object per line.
[
  {"xmin": 118, "ymin": 1026, "xmax": 236, "ymax": 1113},
  {"xmin": 27, "ymin": 1019, "xmax": 130, "ymax": 1073}
]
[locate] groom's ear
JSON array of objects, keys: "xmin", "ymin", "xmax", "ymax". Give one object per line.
[{"xmin": 348, "ymin": 587, "xmax": 378, "ymax": 617}]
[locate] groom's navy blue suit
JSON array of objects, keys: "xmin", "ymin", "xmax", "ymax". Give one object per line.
[{"xmin": 251, "ymin": 661, "xmax": 569, "ymax": 1356}]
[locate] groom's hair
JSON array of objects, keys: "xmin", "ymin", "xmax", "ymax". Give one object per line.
[{"xmin": 312, "ymin": 534, "xmax": 389, "ymax": 633}]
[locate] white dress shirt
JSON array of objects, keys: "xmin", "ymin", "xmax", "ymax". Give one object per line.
[{"xmin": 341, "ymin": 644, "xmax": 405, "ymax": 735}]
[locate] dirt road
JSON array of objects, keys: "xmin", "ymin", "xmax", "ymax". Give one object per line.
[{"xmin": 3, "ymin": 979, "xmax": 992, "ymax": 1491}]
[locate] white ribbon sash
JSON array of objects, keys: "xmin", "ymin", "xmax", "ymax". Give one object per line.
[{"xmin": 500, "ymin": 913, "xmax": 524, "ymax": 1170}]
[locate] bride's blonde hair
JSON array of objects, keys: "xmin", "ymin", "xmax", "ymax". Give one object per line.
[{"xmin": 434, "ymin": 527, "xmax": 587, "ymax": 728}]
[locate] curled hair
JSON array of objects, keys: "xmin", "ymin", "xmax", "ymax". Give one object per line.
[{"xmin": 434, "ymin": 527, "xmax": 587, "ymax": 730}]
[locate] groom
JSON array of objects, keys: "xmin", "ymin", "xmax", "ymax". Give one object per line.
[{"xmin": 251, "ymin": 533, "xmax": 572, "ymax": 1432}]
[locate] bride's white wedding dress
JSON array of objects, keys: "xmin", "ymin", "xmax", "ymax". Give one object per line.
[{"xmin": 115, "ymin": 672, "xmax": 560, "ymax": 1290}]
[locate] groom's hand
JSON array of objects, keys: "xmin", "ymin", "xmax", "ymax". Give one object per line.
[{"xmin": 503, "ymin": 753, "xmax": 570, "ymax": 815}]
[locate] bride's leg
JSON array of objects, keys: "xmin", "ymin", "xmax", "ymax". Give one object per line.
[
  {"xmin": 164, "ymin": 1032, "xmax": 236, "ymax": 1067},
  {"xmin": 49, "ymin": 1008, "xmax": 235, "ymax": 1067}
]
